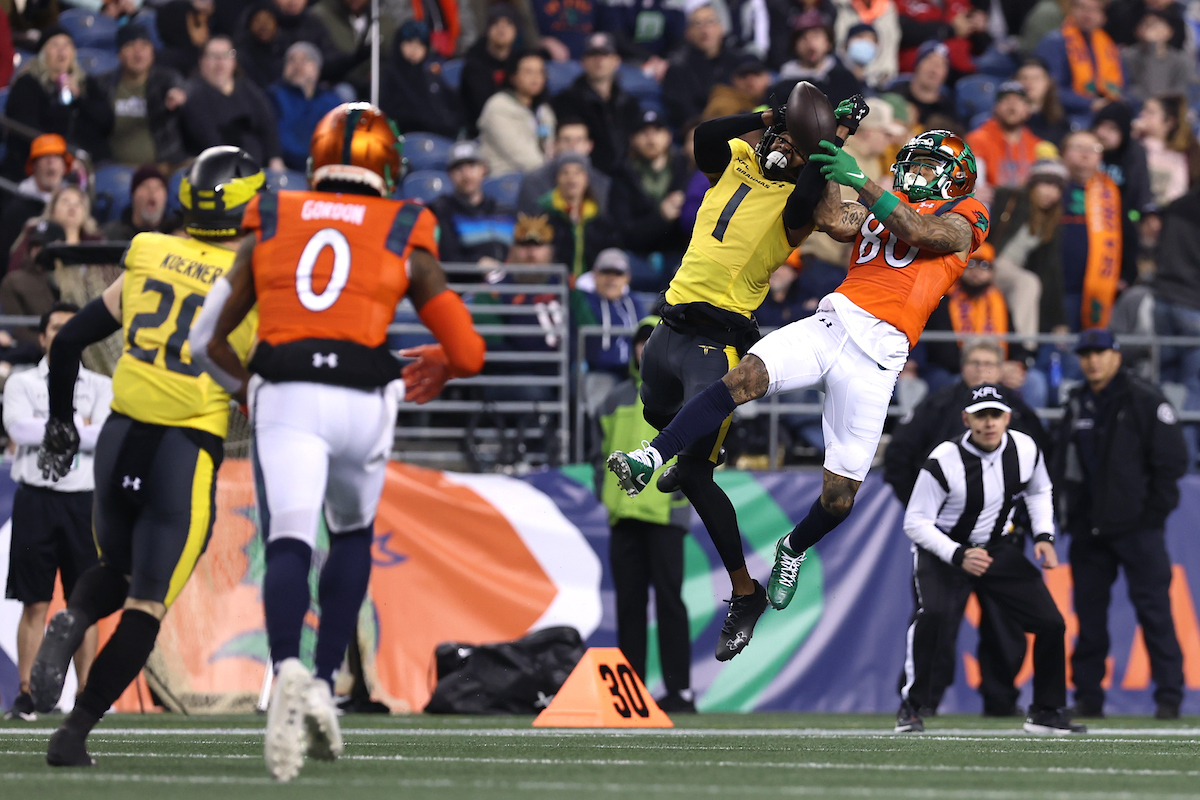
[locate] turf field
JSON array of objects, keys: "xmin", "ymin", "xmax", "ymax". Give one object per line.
[{"xmin": 1, "ymin": 713, "xmax": 1198, "ymax": 800}]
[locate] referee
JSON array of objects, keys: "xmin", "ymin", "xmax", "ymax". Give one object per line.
[
  {"xmin": 894, "ymin": 383, "xmax": 1084, "ymax": 736},
  {"xmin": 3, "ymin": 303, "xmax": 111, "ymax": 721}
]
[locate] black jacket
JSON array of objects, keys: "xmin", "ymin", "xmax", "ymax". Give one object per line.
[
  {"xmin": 605, "ymin": 152, "xmax": 690, "ymax": 255},
  {"xmin": 884, "ymin": 379, "xmax": 1049, "ymax": 504},
  {"xmin": 988, "ymin": 187, "xmax": 1065, "ymax": 331},
  {"xmin": 180, "ymin": 77, "xmax": 281, "ymax": 164},
  {"xmin": 550, "ymin": 76, "xmax": 642, "ymax": 176},
  {"xmin": 380, "ymin": 49, "xmax": 464, "ymax": 140},
  {"xmin": 1050, "ymin": 368, "xmax": 1188, "ymax": 536},
  {"xmin": 1151, "ymin": 184, "xmax": 1200, "ymax": 312},
  {"xmin": 0, "ymin": 70, "xmax": 115, "ymax": 181},
  {"xmin": 99, "ymin": 65, "xmax": 188, "ymax": 166},
  {"xmin": 460, "ymin": 39, "xmax": 518, "ymax": 138},
  {"xmin": 661, "ymin": 43, "xmax": 740, "ymax": 130}
]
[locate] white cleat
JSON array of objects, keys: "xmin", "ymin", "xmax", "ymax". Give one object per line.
[
  {"xmin": 304, "ymin": 678, "xmax": 344, "ymax": 761},
  {"xmin": 265, "ymin": 658, "xmax": 311, "ymax": 782}
]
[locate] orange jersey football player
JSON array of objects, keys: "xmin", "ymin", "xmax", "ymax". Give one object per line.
[
  {"xmin": 189, "ymin": 103, "xmax": 484, "ymax": 782},
  {"xmin": 608, "ymin": 129, "xmax": 988, "ymax": 615}
]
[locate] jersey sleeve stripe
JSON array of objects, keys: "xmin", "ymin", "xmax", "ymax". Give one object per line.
[
  {"xmin": 933, "ymin": 197, "xmax": 966, "ymax": 217},
  {"xmin": 386, "ymin": 203, "xmax": 424, "ymax": 257},
  {"xmin": 257, "ymin": 191, "xmax": 279, "ymax": 242}
]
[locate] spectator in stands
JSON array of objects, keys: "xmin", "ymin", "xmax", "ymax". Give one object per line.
[
  {"xmin": 966, "ymin": 81, "xmax": 1057, "ymax": 204},
  {"xmin": 462, "ymin": 4, "xmax": 521, "ymax": 137},
  {"xmin": 1121, "ymin": 10, "xmax": 1197, "ymax": 103},
  {"xmin": 767, "ymin": 0, "xmax": 836, "ymax": 69},
  {"xmin": 516, "ymin": 118, "xmax": 612, "ymax": 213},
  {"xmin": 530, "ymin": 0, "xmax": 597, "ymax": 59},
  {"xmin": 724, "ymin": 0, "xmax": 771, "ymax": 63},
  {"xmin": 101, "ymin": 165, "xmax": 177, "ymax": 239},
  {"xmin": 430, "ymin": 141, "xmax": 515, "ymax": 266},
  {"xmin": 1015, "ymin": 56, "xmax": 1071, "ymax": 146},
  {"xmin": 181, "ymin": 36, "xmax": 285, "ymax": 170},
  {"xmin": 0, "ymin": 135, "xmax": 71, "ymax": 269},
  {"xmin": 268, "ymin": 0, "xmax": 336, "ymax": 61},
  {"xmin": 0, "ymin": 26, "xmax": 115, "ymax": 182},
  {"xmin": 478, "ymin": 50, "xmax": 556, "ymax": 176},
  {"xmin": 596, "ymin": 0, "xmax": 686, "ymax": 78},
  {"xmin": 839, "ymin": 21, "xmax": 887, "ymax": 91},
  {"xmin": 921, "ymin": 243, "xmax": 1045, "ymax": 405},
  {"xmin": 380, "ymin": 21, "xmax": 464, "ymax": 140},
  {"xmin": 755, "ymin": 258, "xmax": 819, "ymax": 328},
  {"xmin": 1034, "ymin": 0, "xmax": 1124, "ymax": 118},
  {"xmin": 1091, "ymin": 101, "xmax": 1153, "ymax": 279},
  {"xmin": 895, "ymin": 0, "xmax": 985, "ymax": 75},
  {"xmin": 704, "ymin": 54, "xmax": 772, "ymax": 118},
  {"xmin": 1059, "ymin": 129, "xmax": 1123, "ymax": 331},
  {"xmin": 101, "ymin": 23, "xmax": 189, "ymax": 169},
  {"xmin": 1133, "ymin": 94, "xmax": 1200, "ymax": 209},
  {"xmin": 538, "ymin": 152, "xmax": 620, "ymax": 278},
  {"xmin": 155, "ymin": 0, "xmax": 212, "ymax": 78},
  {"xmin": 608, "ymin": 109, "xmax": 689, "ymax": 263},
  {"xmin": 988, "ymin": 158, "xmax": 1068, "ymax": 347},
  {"xmin": 269, "ymin": 42, "xmax": 342, "ymax": 172},
  {"xmin": 578, "ymin": 248, "xmax": 643, "ymax": 382},
  {"xmin": 234, "ymin": 1, "xmax": 288, "ymax": 90},
  {"xmin": 1105, "ymin": 0, "xmax": 1190, "ymax": 49},
  {"xmin": 776, "ymin": 14, "xmax": 861, "ymax": 103},
  {"xmin": 551, "ymin": 33, "xmax": 640, "ymax": 176},
  {"xmin": 464, "ymin": 0, "xmax": 543, "ymax": 53},
  {"xmin": 662, "ymin": 2, "xmax": 740, "ymax": 129},
  {"xmin": 0, "ymin": 220, "xmax": 67, "ymax": 350},
  {"xmin": 4, "ymin": 0, "xmax": 55, "ymax": 53},
  {"xmin": 1019, "ymin": 0, "xmax": 1065, "ymax": 57},
  {"xmin": 310, "ymin": 0, "xmax": 399, "ymax": 95},
  {"xmin": 892, "ymin": 40, "xmax": 957, "ymax": 126}
]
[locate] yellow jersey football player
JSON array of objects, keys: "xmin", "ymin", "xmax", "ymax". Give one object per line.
[
  {"xmin": 609, "ymin": 92, "xmax": 869, "ymax": 663},
  {"xmin": 31, "ymin": 146, "xmax": 261, "ymax": 767}
]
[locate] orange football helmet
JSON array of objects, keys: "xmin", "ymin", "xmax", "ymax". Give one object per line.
[
  {"xmin": 892, "ymin": 130, "xmax": 978, "ymax": 201},
  {"xmin": 308, "ymin": 103, "xmax": 407, "ymax": 196}
]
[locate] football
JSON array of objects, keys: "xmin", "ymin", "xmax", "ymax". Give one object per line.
[{"xmin": 785, "ymin": 82, "xmax": 837, "ymax": 160}]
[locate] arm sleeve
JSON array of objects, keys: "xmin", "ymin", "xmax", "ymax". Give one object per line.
[
  {"xmin": 693, "ymin": 113, "xmax": 768, "ymax": 174},
  {"xmin": 903, "ymin": 463, "xmax": 963, "ymax": 564},
  {"xmin": 1023, "ymin": 450, "xmax": 1056, "ymax": 537},
  {"xmin": 188, "ymin": 276, "xmax": 247, "ymax": 395},
  {"xmin": 417, "ymin": 289, "xmax": 486, "ymax": 377},
  {"xmin": 2, "ymin": 376, "xmax": 44, "ymax": 446},
  {"xmin": 47, "ymin": 297, "xmax": 122, "ymax": 421},
  {"xmin": 948, "ymin": 197, "xmax": 990, "ymax": 252},
  {"xmin": 782, "ymin": 136, "xmax": 844, "ymax": 231}
]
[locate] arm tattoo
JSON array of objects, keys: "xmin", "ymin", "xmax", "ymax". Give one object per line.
[
  {"xmin": 821, "ymin": 469, "xmax": 861, "ymax": 517},
  {"xmin": 814, "ymin": 181, "xmax": 867, "ymax": 242},
  {"xmin": 859, "ymin": 180, "xmax": 973, "ymax": 254},
  {"xmin": 722, "ymin": 354, "xmax": 769, "ymax": 403}
]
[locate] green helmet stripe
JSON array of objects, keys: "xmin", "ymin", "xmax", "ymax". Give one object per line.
[{"xmin": 342, "ymin": 107, "xmax": 364, "ymax": 167}]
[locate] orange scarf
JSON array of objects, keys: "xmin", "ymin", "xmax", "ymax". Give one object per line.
[
  {"xmin": 948, "ymin": 284, "xmax": 1010, "ymax": 357},
  {"xmin": 411, "ymin": 0, "xmax": 461, "ymax": 59},
  {"xmin": 1081, "ymin": 171, "xmax": 1122, "ymax": 329},
  {"xmin": 850, "ymin": 0, "xmax": 888, "ymax": 24},
  {"xmin": 1062, "ymin": 21, "xmax": 1123, "ymax": 100}
]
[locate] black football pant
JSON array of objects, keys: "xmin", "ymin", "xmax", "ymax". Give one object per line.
[
  {"xmin": 1069, "ymin": 528, "xmax": 1184, "ymax": 709},
  {"xmin": 609, "ymin": 519, "xmax": 690, "ymax": 694},
  {"xmin": 900, "ymin": 540, "xmax": 1067, "ymax": 713}
]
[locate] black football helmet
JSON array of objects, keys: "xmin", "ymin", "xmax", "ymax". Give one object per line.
[{"xmin": 179, "ymin": 146, "xmax": 265, "ymax": 240}]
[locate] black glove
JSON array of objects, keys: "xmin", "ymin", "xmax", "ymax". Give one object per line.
[
  {"xmin": 767, "ymin": 92, "xmax": 787, "ymax": 130},
  {"xmin": 39, "ymin": 417, "xmax": 79, "ymax": 482},
  {"xmin": 835, "ymin": 94, "xmax": 870, "ymax": 136}
]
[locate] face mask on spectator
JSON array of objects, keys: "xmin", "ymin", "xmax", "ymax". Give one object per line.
[{"xmin": 846, "ymin": 39, "xmax": 876, "ymax": 66}]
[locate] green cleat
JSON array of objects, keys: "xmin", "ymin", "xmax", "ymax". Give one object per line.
[
  {"xmin": 606, "ymin": 445, "xmax": 658, "ymax": 497},
  {"xmin": 766, "ymin": 535, "xmax": 807, "ymax": 609}
]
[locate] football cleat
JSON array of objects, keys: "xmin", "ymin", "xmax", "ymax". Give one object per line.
[
  {"xmin": 265, "ymin": 658, "xmax": 311, "ymax": 782},
  {"xmin": 46, "ymin": 725, "xmax": 95, "ymax": 767},
  {"xmin": 766, "ymin": 535, "xmax": 807, "ymax": 610},
  {"xmin": 715, "ymin": 581, "xmax": 768, "ymax": 662},
  {"xmin": 895, "ymin": 700, "xmax": 924, "ymax": 733},
  {"xmin": 30, "ymin": 609, "xmax": 89, "ymax": 713},
  {"xmin": 303, "ymin": 679, "xmax": 344, "ymax": 761},
  {"xmin": 5, "ymin": 692, "xmax": 37, "ymax": 721},
  {"xmin": 607, "ymin": 443, "xmax": 659, "ymax": 497},
  {"xmin": 1023, "ymin": 707, "xmax": 1087, "ymax": 735}
]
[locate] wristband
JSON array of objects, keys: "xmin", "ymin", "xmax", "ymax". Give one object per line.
[
  {"xmin": 1034, "ymin": 532, "xmax": 1055, "ymax": 545},
  {"xmin": 870, "ymin": 191, "xmax": 900, "ymax": 220},
  {"xmin": 950, "ymin": 546, "xmax": 965, "ymax": 567}
]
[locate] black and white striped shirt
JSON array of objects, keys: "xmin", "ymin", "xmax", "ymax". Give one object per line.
[{"xmin": 904, "ymin": 430, "xmax": 1055, "ymax": 564}]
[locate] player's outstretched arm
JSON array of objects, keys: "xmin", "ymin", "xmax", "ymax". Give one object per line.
[
  {"xmin": 196, "ymin": 235, "xmax": 257, "ymax": 401},
  {"xmin": 856, "ymin": 180, "xmax": 973, "ymax": 255},
  {"xmin": 813, "ymin": 180, "xmax": 867, "ymax": 242},
  {"xmin": 407, "ymin": 248, "xmax": 486, "ymax": 380}
]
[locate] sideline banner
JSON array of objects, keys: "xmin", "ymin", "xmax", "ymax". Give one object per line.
[{"xmin": 2, "ymin": 465, "xmax": 1198, "ymax": 715}]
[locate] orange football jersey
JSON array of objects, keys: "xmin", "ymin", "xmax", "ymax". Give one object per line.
[
  {"xmin": 836, "ymin": 195, "xmax": 989, "ymax": 346},
  {"xmin": 243, "ymin": 190, "xmax": 439, "ymax": 348}
]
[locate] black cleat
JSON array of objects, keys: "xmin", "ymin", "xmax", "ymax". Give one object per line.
[
  {"xmin": 4, "ymin": 692, "xmax": 37, "ymax": 721},
  {"xmin": 715, "ymin": 580, "xmax": 768, "ymax": 662},
  {"xmin": 656, "ymin": 449, "xmax": 726, "ymax": 493},
  {"xmin": 895, "ymin": 700, "xmax": 924, "ymax": 733},
  {"xmin": 31, "ymin": 609, "xmax": 89, "ymax": 714},
  {"xmin": 1155, "ymin": 702, "xmax": 1181, "ymax": 721},
  {"xmin": 46, "ymin": 726, "xmax": 95, "ymax": 767},
  {"xmin": 657, "ymin": 691, "xmax": 697, "ymax": 714},
  {"xmin": 1024, "ymin": 707, "xmax": 1087, "ymax": 735}
]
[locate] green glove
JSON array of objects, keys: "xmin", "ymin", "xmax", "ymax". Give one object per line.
[
  {"xmin": 808, "ymin": 140, "xmax": 868, "ymax": 190},
  {"xmin": 833, "ymin": 94, "xmax": 869, "ymax": 135}
]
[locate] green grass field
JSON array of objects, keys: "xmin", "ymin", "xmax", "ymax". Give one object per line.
[{"xmin": 2, "ymin": 713, "xmax": 1198, "ymax": 800}]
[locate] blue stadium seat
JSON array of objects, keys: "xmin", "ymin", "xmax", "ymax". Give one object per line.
[
  {"xmin": 76, "ymin": 47, "xmax": 120, "ymax": 76},
  {"xmin": 405, "ymin": 132, "xmax": 455, "ymax": 172},
  {"xmin": 399, "ymin": 169, "xmax": 452, "ymax": 203},
  {"xmin": 0, "ymin": 87, "xmax": 8, "ymax": 115},
  {"xmin": 968, "ymin": 110, "xmax": 991, "ymax": 132},
  {"xmin": 545, "ymin": 60, "xmax": 583, "ymax": 96},
  {"xmin": 955, "ymin": 74, "xmax": 998, "ymax": 127},
  {"xmin": 439, "ymin": 58, "xmax": 463, "ymax": 92},
  {"xmin": 617, "ymin": 63, "xmax": 662, "ymax": 105},
  {"xmin": 481, "ymin": 173, "xmax": 521, "ymax": 211},
  {"xmin": 93, "ymin": 163, "xmax": 135, "ymax": 224},
  {"xmin": 167, "ymin": 165, "xmax": 187, "ymax": 213},
  {"xmin": 58, "ymin": 8, "xmax": 119, "ymax": 50},
  {"xmin": 268, "ymin": 168, "xmax": 308, "ymax": 191}
]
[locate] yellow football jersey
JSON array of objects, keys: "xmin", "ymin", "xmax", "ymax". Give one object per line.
[
  {"xmin": 111, "ymin": 233, "xmax": 257, "ymax": 437},
  {"xmin": 666, "ymin": 138, "xmax": 796, "ymax": 317}
]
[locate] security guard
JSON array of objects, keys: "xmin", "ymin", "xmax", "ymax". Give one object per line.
[
  {"xmin": 1051, "ymin": 328, "xmax": 1188, "ymax": 719},
  {"xmin": 29, "ymin": 146, "xmax": 262, "ymax": 766}
]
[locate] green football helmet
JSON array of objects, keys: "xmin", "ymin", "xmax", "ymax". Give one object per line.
[{"xmin": 891, "ymin": 130, "xmax": 978, "ymax": 201}]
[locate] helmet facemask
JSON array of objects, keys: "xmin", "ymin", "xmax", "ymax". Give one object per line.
[
  {"xmin": 891, "ymin": 130, "xmax": 977, "ymax": 201},
  {"xmin": 755, "ymin": 125, "xmax": 798, "ymax": 182}
]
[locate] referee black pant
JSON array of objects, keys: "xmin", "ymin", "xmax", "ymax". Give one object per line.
[
  {"xmin": 609, "ymin": 519, "xmax": 690, "ymax": 694},
  {"xmin": 900, "ymin": 540, "xmax": 1067, "ymax": 713}
]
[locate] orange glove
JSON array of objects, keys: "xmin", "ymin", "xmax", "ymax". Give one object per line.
[{"xmin": 399, "ymin": 344, "xmax": 453, "ymax": 404}]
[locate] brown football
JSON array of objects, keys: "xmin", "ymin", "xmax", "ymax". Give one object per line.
[{"xmin": 785, "ymin": 81, "xmax": 837, "ymax": 160}]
